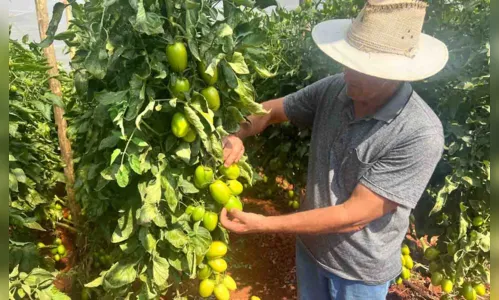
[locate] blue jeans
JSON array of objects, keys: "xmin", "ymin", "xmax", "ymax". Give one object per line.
[{"xmin": 296, "ymin": 239, "xmax": 391, "ymax": 300}]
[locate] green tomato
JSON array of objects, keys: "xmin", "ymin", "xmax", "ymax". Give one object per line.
[
  {"xmin": 182, "ymin": 128, "xmax": 197, "ymax": 143},
  {"xmin": 424, "ymin": 247, "xmax": 440, "ymax": 261},
  {"xmin": 403, "ymin": 255, "xmax": 413, "ymax": 269},
  {"xmin": 206, "ymin": 241, "xmax": 227, "ymax": 259},
  {"xmin": 201, "ymin": 86, "xmax": 221, "ymax": 111},
  {"xmin": 199, "ymin": 279, "xmax": 216, "ymax": 298},
  {"xmin": 10, "ymin": 85, "xmax": 17, "ymax": 92},
  {"xmin": 474, "ymin": 283, "xmax": 486, "ymax": 296},
  {"xmin": 441, "ymin": 279, "xmax": 453, "ymax": 293},
  {"xmin": 57, "ymin": 244, "xmax": 66, "ymax": 255},
  {"xmin": 288, "ymin": 200, "xmax": 293, "ymax": 207},
  {"xmin": 54, "ymin": 254, "xmax": 61, "ymax": 261},
  {"xmin": 214, "ymin": 283, "xmax": 230, "ymax": 300},
  {"xmin": 219, "ymin": 164, "xmax": 240, "ymax": 180},
  {"xmin": 401, "ymin": 244, "xmax": 410, "ymax": 255},
  {"xmin": 288, "ymin": 190, "xmax": 295, "ymax": 198},
  {"xmin": 194, "ymin": 165, "xmax": 214, "ymax": 189},
  {"xmin": 198, "ymin": 61, "xmax": 218, "ymax": 85},
  {"xmin": 227, "ymin": 180, "xmax": 243, "ymax": 195},
  {"xmin": 192, "ymin": 206, "xmax": 206, "ymax": 222},
  {"xmin": 400, "ymin": 255, "xmax": 405, "ymax": 266},
  {"xmin": 198, "ymin": 266, "xmax": 212, "ymax": 280},
  {"xmin": 292, "ymin": 201, "xmax": 299, "ymax": 209},
  {"xmin": 223, "ymin": 275, "xmax": 237, "ymax": 291},
  {"xmin": 396, "ymin": 277, "xmax": 403, "ymax": 285},
  {"xmin": 171, "ymin": 77, "xmax": 190, "ymax": 99},
  {"xmin": 400, "ymin": 267, "xmax": 410, "ymax": 280},
  {"xmin": 224, "ymin": 196, "xmax": 243, "ymax": 212},
  {"xmin": 472, "ymin": 216, "xmax": 484, "ymax": 227},
  {"xmin": 203, "ymin": 211, "xmax": 218, "ymax": 232},
  {"xmin": 37, "ymin": 242, "xmax": 45, "ymax": 249},
  {"xmin": 51, "ymin": 247, "xmax": 58, "ymax": 255},
  {"xmin": 55, "ymin": 238, "xmax": 62, "ymax": 245},
  {"xmin": 171, "ymin": 112, "xmax": 191, "ymax": 138},
  {"xmin": 166, "ymin": 42, "xmax": 188, "ymax": 72},
  {"xmin": 209, "ymin": 180, "xmax": 232, "ymax": 205},
  {"xmin": 186, "ymin": 205, "xmax": 195, "ymax": 214},
  {"xmin": 431, "ymin": 271, "xmax": 444, "ymax": 286},
  {"xmin": 461, "ymin": 283, "xmax": 476, "ymax": 300},
  {"xmin": 429, "ymin": 261, "xmax": 440, "ymax": 273},
  {"xmin": 208, "ymin": 258, "xmax": 228, "ymax": 273},
  {"xmin": 55, "ymin": 204, "xmax": 62, "ymax": 210}
]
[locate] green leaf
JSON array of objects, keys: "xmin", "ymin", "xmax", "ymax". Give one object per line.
[
  {"xmin": 9, "ymin": 173, "xmax": 18, "ymax": 192},
  {"xmin": 23, "ymin": 221, "xmax": 46, "ymax": 231},
  {"xmin": 103, "ymin": 262, "xmax": 138, "ymax": 289},
  {"xmin": 125, "ymin": 74, "xmax": 146, "ymax": 121},
  {"xmin": 221, "ymin": 61, "xmax": 238, "ymax": 89},
  {"xmin": 139, "ymin": 227, "xmax": 156, "ymax": 253},
  {"xmin": 129, "ymin": 154, "xmax": 142, "ymax": 174},
  {"xmin": 144, "ymin": 178, "xmax": 161, "ymax": 204},
  {"xmin": 235, "ymin": 78, "xmax": 267, "ymax": 115},
  {"xmin": 254, "ymin": 64, "xmax": 276, "ymax": 78},
  {"xmin": 131, "ymin": 0, "xmax": 165, "ymax": 35},
  {"xmin": 24, "ymin": 268, "xmax": 54, "ymax": 287},
  {"xmin": 217, "ymin": 24, "xmax": 233, "ymax": 38},
  {"xmin": 228, "ymin": 52, "xmax": 249, "ymax": 74},
  {"xmin": 191, "ymin": 226, "xmax": 212, "ymax": 256},
  {"xmin": 206, "ymin": 53, "xmax": 226, "ymax": 77},
  {"xmin": 95, "ymin": 90, "xmax": 128, "ymax": 105},
  {"xmin": 99, "ymin": 132, "xmax": 121, "ymax": 150},
  {"xmin": 12, "ymin": 168, "xmax": 26, "ymax": 183},
  {"xmin": 238, "ymin": 159, "xmax": 253, "ymax": 185},
  {"xmin": 152, "ymin": 253, "xmax": 170, "ymax": 286},
  {"xmin": 85, "ymin": 276, "xmax": 104, "ymax": 288},
  {"xmin": 136, "ymin": 100, "xmax": 155, "ymax": 130},
  {"xmin": 84, "ymin": 49, "xmax": 108, "ymax": 79},
  {"xmin": 43, "ymin": 92, "xmax": 65, "ymax": 109},
  {"xmin": 478, "ymin": 232, "xmax": 490, "ymax": 252},
  {"xmin": 38, "ymin": 3, "xmax": 66, "ymax": 48},
  {"xmin": 255, "ymin": 0, "xmax": 277, "ymax": 9},
  {"xmin": 224, "ymin": 106, "xmax": 245, "ymax": 133},
  {"xmin": 138, "ymin": 203, "xmax": 157, "ymax": 225},
  {"xmin": 165, "ymin": 229, "xmax": 188, "ymax": 249},
  {"xmin": 161, "ymin": 174, "xmax": 178, "ymax": 212},
  {"xmin": 175, "ymin": 142, "xmax": 191, "ymax": 164},
  {"xmin": 116, "ymin": 164, "xmax": 130, "ymax": 188},
  {"xmin": 32, "ymin": 100, "xmax": 52, "ymax": 121},
  {"xmin": 178, "ymin": 177, "xmax": 199, "ymax": 194},
  {"xmin": 110, "ymin": 149, "xmax": 122, "ymax": 165},
  {"xmin": 184, "ymin": 106, "xmax": 210, "ymax": 153},
  {"xmin": 119, "ymin": 237, "xmax": 139, "ymax": 254},
  {"xmin": 111, "ymin": 207, "xmax": 135, "ymax": 243},
  {"xmin": 132, "ymin": 137, "xmax": 149, "ymax": 147}
]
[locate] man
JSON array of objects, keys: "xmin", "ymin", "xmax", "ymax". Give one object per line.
[{"xmin": 220, "ymin": 1, "xmax": 448, "ymax": 299}]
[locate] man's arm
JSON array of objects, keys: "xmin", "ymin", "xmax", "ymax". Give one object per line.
[
  {"xmin": 222, "ymin": 98, "xmax": 287, "ymax": 166},
  {"xmin": 220, "ymin": 183, "xmax": 398, "ymax": 234}
]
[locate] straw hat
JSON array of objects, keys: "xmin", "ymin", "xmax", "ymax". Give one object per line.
[{"xmin": 312, "ymin": 0, "xmax": 448, "ymax": 81}]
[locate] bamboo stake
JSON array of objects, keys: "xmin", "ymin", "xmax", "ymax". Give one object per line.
[{"xmin": 34, "ymin": 0, "xmax": 81, "ymax": 226}]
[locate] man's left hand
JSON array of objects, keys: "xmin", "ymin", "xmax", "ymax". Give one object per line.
[{"xmin": 220, "ymin": 208, "xmax": 267, "ymax": 234}]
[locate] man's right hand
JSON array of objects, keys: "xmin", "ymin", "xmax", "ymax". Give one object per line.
[{"xmin": 222, "ymin": 135, "xmax": 245, "ymax": 167}]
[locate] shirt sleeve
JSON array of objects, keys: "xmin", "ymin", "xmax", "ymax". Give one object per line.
[
  {"xmin": 283, "ymin": 75, "xmax": 343, "ymax": 129},
  {"xmin": 359, "ymin": 130, "xmax": 444, "ymax": 209}
]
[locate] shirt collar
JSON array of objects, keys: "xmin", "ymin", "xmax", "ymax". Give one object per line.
[{"xmin": 339, "ymin": 81, "xmax": 413, "ymax": 124}]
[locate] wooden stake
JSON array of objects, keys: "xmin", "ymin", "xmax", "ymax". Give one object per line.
[{"xmin": 34, "ymin": 0, "xmax": 81, "ymax": 225}]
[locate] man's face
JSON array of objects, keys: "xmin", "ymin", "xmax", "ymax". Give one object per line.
[{"xmin": 343, "ymin": 67, "xmax": 395, "ymax": 102}]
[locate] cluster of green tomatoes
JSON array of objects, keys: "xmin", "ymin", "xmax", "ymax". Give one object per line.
[{"xmin": 37, "ymin": 237, "xmax": 67, "ymax": 262}]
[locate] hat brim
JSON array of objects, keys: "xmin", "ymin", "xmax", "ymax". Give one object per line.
[{"xmin": 312, "ymin": 19, "xmax": 449, "ymax": 81}]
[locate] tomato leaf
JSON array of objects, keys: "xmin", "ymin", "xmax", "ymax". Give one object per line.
[
  {"xmin": 103, "ymin": 262, "xmax": 138, "ymax": 289},
  {"xmin": 161, "ymin": 173, "xmax": 178, "ymax": 212},
  {"xmin": 95, "ymin": 90, "xmax": 129, "ymax": 106},
  {"xmin": 138, "ymin": 203, "xmax": 157, "ymax": 225},
  {"xmin": 177, "ymin": 176, "xmax": 199, "ymax": 194},
  {"xmin": 221, "ymin": 61, "xmax": 238, "ymax": 89},
  {"xmin": 144, "ymin": 178, "xmax": 161, "ymax": 204},
  {"xmin": 130, "ymin": 0, "xmax": 165, "ymax": 35},
  {"xmin": 175, "ymin": 142, "xmax": 191, "ymax": 164},
  {"xmin": 85, "ymin": 276, "xmax": 104, "ymax": 288},
  {"xmin": 99, "ymin": 132, "xmax": 121, "ymax": 150},
  {"xmin": 217, "ymin": 24, "xmax": 233, "ymax": 38},
  {"xmin": 38, "ymin": 3, "xmax": 66, "ymax": 48},
  {"xmin": 228, "ymin": 52, "xmax": 249, "ymax": 74},
  {"xmin": 111, "ymin": 207, "xmax": 135, "ymax": 243},
  {"xmin": 116, "ymin": 164, "xmax": 130, "ymax": 188},
  {"xmin": 125, "ymin": 74, "xmax": 146, "ymax": 121},
  {"xmin": 129, "ymin": 153, "xmax": 142, "ymax": 174},
  {"xmin": 110, "ymin": 149, "xmax": 122, "ymax": 165},
  {"xmin": 165, "ymin": 229, "xmax": 189, "ymax": 249},
  {"xmin": 84, "ymin": 49, "xmax": 108, "ymax": 80},
  {"xmin": 152, "ymin": 253, "xmax": 170, "ymax": 286},
  {"xmin": 136, "ymin": 100, "xmax": 155, "ymax": 130},
  {"xmin": 191, "ymin": 226, "xmax": 212, "ymax": 256},
  {"xmin": 234, "ymin": 78, "xmax": 267, "ymax": 115},
  {"xmin": 139, "ymin": 227, "xmax": 157, "ymax": 253}
]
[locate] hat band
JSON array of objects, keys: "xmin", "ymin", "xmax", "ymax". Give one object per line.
[{"xmin": 346, "ymin": 0, "xmax": 428, "ymax": 58}]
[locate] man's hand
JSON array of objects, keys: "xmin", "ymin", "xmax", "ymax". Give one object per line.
[
  {"xmin": 220, "ymin": 208, "xmax": 267, "ymax": 234},
  {"xmin": 222, "ymin": 135, "xmax": 245, "ymax": 167}
]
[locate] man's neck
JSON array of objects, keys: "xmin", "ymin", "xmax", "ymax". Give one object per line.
[{"xmin": 353, "ymin": 84, "xmax": 401, "ymax": 119}]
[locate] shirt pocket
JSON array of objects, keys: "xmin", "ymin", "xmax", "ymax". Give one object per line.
[{"xmin": 338, "ymin": 147, "xmax": 374, "ymax": 195}]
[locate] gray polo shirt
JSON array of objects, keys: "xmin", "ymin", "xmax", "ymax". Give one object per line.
[{"xmin": 283, "ymin": 74, "xmax": 444, "ymax": 285}]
